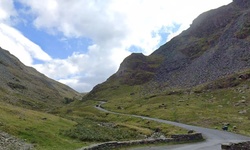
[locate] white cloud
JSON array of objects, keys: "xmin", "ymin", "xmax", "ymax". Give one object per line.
[
  {"xmin": 0, "ymin": 0, "xmax": 16, "ymax": 22},
  {"xmin": 0, "ymin": 0, "xmax": 51, "ymax": 66},
  {"xmin": 19, "ymin": 0, "xmax": 232, "ymax": 55},
  {"xmin": 0, "ymin": 23, "xmax": 52, "ymax": 66},
  {"xmin": 0, "ymin": 0, "xmax": 232, "ymax": 92},
  {"xmin": 33, "ymin": 44, "xmax": 130, "ymax": 92},
  {"xmin": 110, "ymin": 0, "xmax": 233, "ymax": 47}
]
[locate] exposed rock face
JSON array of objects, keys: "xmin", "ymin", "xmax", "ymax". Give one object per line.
[
  {"xmin": 149, "ymin": 2, "xmax": 250, "ymax": 89},
  {"xmin": 87, "ymin": 1, "xmax": 250, "ymax": 97},
  {"xmin": 233, "ymin": 0, "xmax": 250, "ymax": 8}
]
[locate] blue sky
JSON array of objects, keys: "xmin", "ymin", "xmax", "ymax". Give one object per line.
[{"xmin": 0, "ymin": 0, "xmax": 232, "ymax": 92}]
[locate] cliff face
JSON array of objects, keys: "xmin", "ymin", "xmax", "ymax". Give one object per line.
[
  {"xmin": 151, "ymin": 0, "xmax": 250, "ymax": 88},
  {"xmin": 0, "ymin": 47, "xmax": 79, "ymax": 110},
  {"xmin": 233, "ymin": 0, "xmax": 250, "ymax": 8},
  {"xmin": 86, "ymin": 1, "xmax": 250, "ymax": 98}
]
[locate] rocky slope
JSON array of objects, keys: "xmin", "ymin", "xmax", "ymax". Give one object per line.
[
  {"xmin": 0, "ymin": 47, "xmax": 79, "ymax": 110},
  {"xmin": 152, "ymin": 0, "xmax": 250, "ymax": 89},
  {"xmin": 86, "ymin": 0, "xmax": 250, "ymax": 98},
  {"xmin": 0, "ymin": 131, "xmax": 33, "ymax": 150}
]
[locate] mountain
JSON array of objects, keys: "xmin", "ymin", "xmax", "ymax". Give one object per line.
[
  {"xmin": 85, "ymin": 0, "xmax": 250, "ymax": 99},
  {"xmin": 0, "ymin": 47, "xmax": 79, "ymax": 110}
]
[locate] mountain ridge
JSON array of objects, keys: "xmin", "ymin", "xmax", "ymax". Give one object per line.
[
  {"xmin": 0, "ymin": 47, "xmax": 79, "ymax": 110},
  {"xmin": 152, "ymin": 0, "xmax": 250, "ymax": 89},
  {"xmin": 86, "ymin": 0, "xmax": 250, "ymax": 99}
]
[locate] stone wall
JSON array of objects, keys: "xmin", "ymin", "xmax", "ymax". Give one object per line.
[
  {"xmin": 171, "ymin": 133, "xmax": 203, "ymax": 141},
  {"xmin": 221, "ymin": 141, "xmax": 250, "ymax": 150},
  {"xmin": 80, "ymin": 133, "xmax": 203, "ymax": 150}
]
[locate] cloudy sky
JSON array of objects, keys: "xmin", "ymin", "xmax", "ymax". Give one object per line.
[{"xmin": 0, "ymin": 0, "xmax": 232, "ymax": 92}]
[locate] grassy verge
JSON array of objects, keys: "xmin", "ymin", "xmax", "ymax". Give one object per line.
[{"xmin": 0, "ymin": 102, "xmax": 84, "ymax": 150}]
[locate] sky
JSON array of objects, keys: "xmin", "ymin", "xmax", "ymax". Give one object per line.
[{"xmin": 0, "ymin": 0, "xmax": 232, "ymax": 93}]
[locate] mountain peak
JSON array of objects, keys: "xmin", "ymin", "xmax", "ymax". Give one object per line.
[{"xmin": 86, "ymin": 1, "xmax": 250, "ymax": 98}]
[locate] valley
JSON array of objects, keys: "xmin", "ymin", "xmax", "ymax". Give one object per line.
[
  {"xmin": 95, "ymin": 70, "xmax": 250, "ymax": 137},
  {"xmin": 1, "ymin": 0, "xmax": 250, "ymax": 149}
]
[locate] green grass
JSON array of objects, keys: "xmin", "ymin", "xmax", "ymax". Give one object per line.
[
  {"xmin": 3, "ymin": 69, "xmax": 250, "ymax": 150},
  {"xmin": 0, "ymin": 102, "xmax": 84, "ymax": 150},
  {"xmin": 62, "ymin": 119, "xmax": 139, "ymax": 142},
  {"xmin": 58, "ymin": 100, "xmax": 187, "ymax": 141},
  {"xmin": 89, "ymin": 71, "xmax": 250, "ymax": 137},
  {"xmin": 104, "ymin": 88, "xmax": 250, "ymax": 135}
]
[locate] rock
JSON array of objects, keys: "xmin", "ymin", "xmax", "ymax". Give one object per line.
[
  {"xmin": 223, "ymin": 123, "xmax": 230, "ymax": 126},
  {"xmin": 234, "ymin": 102, "xmax": 240, "ymax": 106},
  {"xmin": 158, "ymin": 104, "xmax": 166, "ymax": 108},
  {"xmin": 233, "ymin": 0, "xmax": 250, "ymax": 8},
  {"xmin": 221, "ymin": 142, "xmax": 233, "ymax": 149},
  {"xmin": 155, "ymin": 128, "xmax": 161, "ymax": 132},
  {"xmin": 130, "ymin": 93, "xmax": 135, "ymax": 96},
  {"xmin": 239, "ymin": 74, "xmax": 250, "ymax": 80},
  {"xmin": 0, "ymin": 131, "xmax": 34, "ymax": 150},
  {"xmin": 159, "ymin": 135, "xmax": 165, "ymax": 139},
  {"xmin": 233, "ymin": 126, "xmax": 237, "ymax": 130},
  {"xmin": 234, "ymin": 100, "xmax": 248, "ymax": 107},
  {"xmin": 188, "ymin": 130, "xmax": 195, "ymax": 134},
  {"xmin": 239, "ymin": 100, "xmax": 246, "ymax": 103},
  {"xmin": 238, "ymin": 110, "xmax": 247, "ymax": 114},
  {"xmin": 149, "ymin": 132, "xmax": 165, "ymax": 139},
  {"xmin": 117, "ymin": 106, "xmax": 123, "ymax": 109},
  {"xmin": 98, "ymin": 122, "xmax": 116, "ymax": 128},
  {"xmin": 222, "ymin": 126, "xmax": 228, "ymax": 131},
  {"xmin": 221, "ymin": 141, "xmax": 250, "ymax": 150},
  {"xmin": 41, "ymin": 117, "xmax": 47, "ymax": 120}
]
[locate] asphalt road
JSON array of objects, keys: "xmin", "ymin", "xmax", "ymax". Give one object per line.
[{"xmin": 95, "ymin": 103, "xmax": 250, "ymax": 150}]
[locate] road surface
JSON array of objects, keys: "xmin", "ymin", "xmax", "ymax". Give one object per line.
[{"xmin": 95, "ymin": 103, "xmax": 250, "ymax": 150}]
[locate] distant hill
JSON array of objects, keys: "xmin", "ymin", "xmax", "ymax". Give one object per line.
[
  {"xmin": 85, "ymin": 0, "xmax": 250, "ymax": 99},
  {"xmin": 0, "ymin": 47, "xmax": 79, "ymax": 110}
]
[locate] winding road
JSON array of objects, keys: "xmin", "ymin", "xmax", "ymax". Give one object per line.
[{"xmin": 95, "ymin": 103, "xmax": 250, "ymax": 150}]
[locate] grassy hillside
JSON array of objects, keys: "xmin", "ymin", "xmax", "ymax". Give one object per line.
[
  {"xmin": 1, "ymin": 1, "xmax": 250, "ymax": 149},
  {"xmin": 83, "ymin": 2, "xmax": 250, "ymax": 138},
  {"xmin": 0, "ymin": 102, "xmax": 85, "ymax": 150},
  {"xmin": 57, "ymin": 100, "xmax": 187, "ymax": 140},
  {"xmin": 0, "ymin": 95, "xmax": 188, "ymax": 149},
  {"xmin": 2, "ymin": 69, "xmax": 250, "ymax": 149},
  {"xmin": 0, "ymin": 48, "xmax": 188, "ymax": 149},
  {"xmin": 0, "ymin": 47, "xmax": 79, "ymax": 111},
  {"xmin": 89, "ymin": 70, "xmax": 250, "ymax": 136},
  {"xmin": 85, "ymin": 53, "xmax": 164, "ymax": 100}
]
